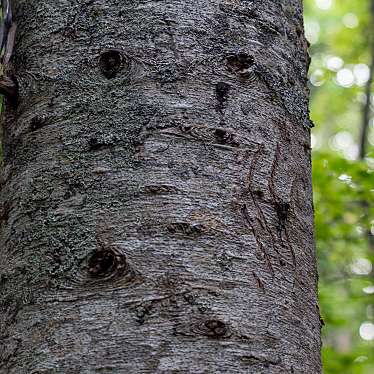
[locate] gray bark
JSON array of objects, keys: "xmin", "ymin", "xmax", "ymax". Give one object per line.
[{"xmin": 0, "ymin": 0, "xmax": 321, "ymax": 373}]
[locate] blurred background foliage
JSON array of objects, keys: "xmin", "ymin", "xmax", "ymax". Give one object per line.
[{"xmin": 305, "ymin": 0, "xmax": 374, "ymax": 372}]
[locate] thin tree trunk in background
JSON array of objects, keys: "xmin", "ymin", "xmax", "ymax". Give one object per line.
[
  {"xmin": 359, "ymin": 55, "xmax": 374, "ymax": 160},
  {"xmin": 359, "ymin": 0, "xmax": 374, "ymax": 160},
  {"xmin": 359, "ymin": 0, "xmax": 374, "ymax": 254},
  {"xmin": 0, "ymin": 1, "xmax": 321, "ymax": 373}
]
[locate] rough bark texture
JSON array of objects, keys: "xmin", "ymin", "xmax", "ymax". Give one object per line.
[{"xmin": 0, "ymin": 1, "xmax": 321, "ymax": 373}]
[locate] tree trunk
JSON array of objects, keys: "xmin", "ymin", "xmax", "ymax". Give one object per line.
[{"xmin": 0, "ymin": 1, "xmax": 321, "ymax": 373}]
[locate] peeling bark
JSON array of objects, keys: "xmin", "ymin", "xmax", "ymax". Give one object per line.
[{"xmin": 0, "ymin": 1, "xmax": 321, "ymax": 373}]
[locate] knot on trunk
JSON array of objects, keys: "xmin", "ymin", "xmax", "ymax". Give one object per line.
[
  {"xmin": 83, "ymin": 245, "xmax": 141, "ymax": 288},
  {"xmin": 226, "ymin": 52, "xmax": 255, "ymax": 78},
  {"xmin": 99, "ymin": 49, "xmax": 125, "ymax": 79}
]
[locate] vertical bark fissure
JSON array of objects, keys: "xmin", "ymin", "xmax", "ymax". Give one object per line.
[{"xmin": 0, "ymin": 1, "xmax": 321, "ymax": 373}]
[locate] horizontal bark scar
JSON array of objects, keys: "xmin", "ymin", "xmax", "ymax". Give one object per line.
[
  {"xmin": 240, "ymin": 354, "xmax": 281, "ymax": 367},
  {"xmin": 30, "ymin": 116, "xmax": 52, "ymax": 131},
  {"xmin": 174, "ymin": 317, "xmax": 231, "ymax": 339},
  {"xmin": 167, "ymin": 222, "xmax": 207, "ymax": 237},
  {"xmin": 159, "ymin": 124, "xmax": 260, "ymax": 152},
  {"xmin": 141, "ymin": 184, "xmax": 179, "ymax": 195}
]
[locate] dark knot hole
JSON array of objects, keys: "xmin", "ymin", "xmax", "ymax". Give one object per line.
[
  {"xmin": 88, "ymin": 250, "xmax": 117, "ymax": 277},
  {"xmin": 99, "ymin": 50, "xmax": 123, "ymax": 79}
]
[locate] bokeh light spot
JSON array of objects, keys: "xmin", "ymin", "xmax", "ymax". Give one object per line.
[
  {"xmin": 325, "ymin": 56, "xmax": 344, "ymax": 71},
  {"xmin": 353, "ymin": 64, "xmax": 370, "ymax": 86},
  {"xmin": 315, "ymin": 0, "xmax": 333, "ymax": 10},
  {"xmin": 310, "ymin": 69, "xmax": 326, "ymax": 86},
  {"xmin": 351, "ymin": 258, "xmax": 373, "ymax": 276},
  {"xmin": 343, "ymin": 13, "xmax": 359, "ymax": 28},
  {"xmin": 336, "ymin": 68, "xmax": 354, "ymax": 87},
  {"xmin": 359, "ymin": 322, "xmax": 374, "ymax": 341}
]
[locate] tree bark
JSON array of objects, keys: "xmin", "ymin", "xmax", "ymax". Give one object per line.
[{"xmin": 0, "ymin": 1, "xmax": 321, "ymax": 373}]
